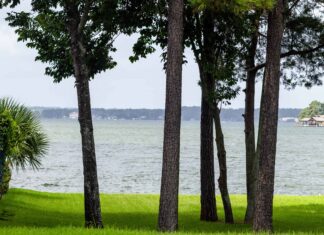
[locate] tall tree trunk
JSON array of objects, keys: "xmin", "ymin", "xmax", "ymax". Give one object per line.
[
  {"xmin": 66, "ymin": 3, "xmax": 103, "ymax": 228},
  {"xmin": 199, "ymin": 10, "xmax": 218, "ymax": 222},
  {"xmin": 253, "ymin": 0, "xmax": 286, "ymax": 232},
  {"xmin": 213, "ymin": 107, "xmax": 234, "ymax": 224},
  {"xmin": 158, "ymin": 0, "xmax": 184, "ymax": 232},
  {"xmin": 244, "ymin": 13, "xmax": 260, "ymax": 224},
  {"xmin": 200, "ymin": 71, "xmax": 217, "ymax": 222},
  {"xmin": 76, "ymin": 76, "xmax": 103, "ymax": 228}
]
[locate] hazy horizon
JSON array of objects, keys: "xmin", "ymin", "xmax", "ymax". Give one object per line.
[{"xmin": 28, "ymin": 105, "xmax": 303, "ymax": 110}]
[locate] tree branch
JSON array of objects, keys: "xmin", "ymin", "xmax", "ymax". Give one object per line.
[
  {"xmin": 194, "ymin": 13, "xmax": 203, "ymax": 55},
  {"xmin": 78, "ymin": 0, "xmax": 91, "ymax": 33},
  {"xmin": 250, "ymin": 44, "xmax": 324, "ymax": 72},
  {"xmin": 288, "ymin": 0, "xmax": 301, "ymax": 13},
  {"xmin": 189, "ymin": 35, "xmax": 201, "ymax": 64},
  {"xmin": 258, "ymin": 31, "xmax": 267, "ymax": 38}
]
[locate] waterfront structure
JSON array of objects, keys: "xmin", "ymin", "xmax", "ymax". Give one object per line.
[
  {"xmin": 299, "ymin": 115, "xmax": 324, "ymax": 127},
  {"xmin": 69, "ymin": 112, "xmax": 79, "ymax": 120}
]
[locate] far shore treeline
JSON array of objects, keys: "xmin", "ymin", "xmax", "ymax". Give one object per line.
[{"xmin": 32, "ymin": 107, "xmax": 301, "ymax": 121}]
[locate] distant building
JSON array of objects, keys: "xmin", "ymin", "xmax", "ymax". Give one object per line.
[
  {"xmin": 69, "ymin": 112, "xmax": 79, "ymax": 119},
  {"xmin": 281, "ymin": 117, "xmax": 298, "ymax": 122},
  {"xmin": 299, "ymin": 115, "xmax": 324, "ymax": 127}
]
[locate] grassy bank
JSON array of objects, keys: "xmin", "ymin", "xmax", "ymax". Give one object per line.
[{"xmin": 0, "ymin": 189, "xmax": 323, "ymax": 234}]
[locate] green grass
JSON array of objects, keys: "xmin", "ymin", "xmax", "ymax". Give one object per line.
[{"xmin": 0, "ymin": 189, "xmax": 323, "ymax": 234}]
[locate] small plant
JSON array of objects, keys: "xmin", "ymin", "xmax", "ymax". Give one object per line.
[{"xmin": 0, "ymin": 98, "xmax": 48, "ymax": 198}]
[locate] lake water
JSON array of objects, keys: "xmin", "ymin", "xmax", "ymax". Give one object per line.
[{"xmin": 11, "ymin": 120, "xmax": 324, "ymax": 195}]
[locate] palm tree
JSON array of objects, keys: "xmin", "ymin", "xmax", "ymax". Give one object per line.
[{"xmin": 0, "ymin": 98, "xmax": 48, "ymax": 197}]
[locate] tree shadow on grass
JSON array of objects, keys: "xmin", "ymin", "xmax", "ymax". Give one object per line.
[
  {"xmin": 273, "ymin": 204, "xmax": 324, "ymax": 233},
  {"xmin": 100, "ymin": 204, "xmax": 324, "ymax": 234},
  {"xmin": 103, "ymin": 211, "xmax": 250, "ymax": 234},
  {"xmin": 0, "ymin": 191, "xmax": 324, "ymax": 234},
  {"xmin": 1, "ymin": 206, "xmax": 322, "ymax": 234}
]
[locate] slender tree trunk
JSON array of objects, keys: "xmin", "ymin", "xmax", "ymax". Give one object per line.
[
  {"xmin": 253, "ymin": 1, "xmax": 286, "ymax": 232},
  {"xmin": 199, "ymin": 71, "xmax": 217, "ymax": 222},
  {"xmin": 66, "ymin": 3, "xmax": 103, "ymax": 228},
  {"xmin": 0, "ymin": 162, "xmax": 11, "ymax": 198},
  {"xmin": 158, "ymin": 0, "xmax": 184, "ymax": 232},
  {"xmin": 0, "ymin": 152, "xmax": 5, "ymax": 188},
  {"xmin": 199, "ymin": 10, "xmax": 218, "ymax": 222},
  {"xmin": 76, "ymin": 77, "xmax": 103, "ymax": 228},
  {"xmin": 213, "ymin": 107, "xmax": 234, "ymax": 224},
  {"xmin": 244, "ymin": 14, "xmax": 260, "ymax": 224}
]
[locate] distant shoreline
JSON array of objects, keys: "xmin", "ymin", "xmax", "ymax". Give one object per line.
[
  {"xmin": 39, "ymin": 118, "xmax": 298, "ymax": 123},
  {"xmin": 32, "ymin": 107, "xmax": 301, "ymax": 122}
]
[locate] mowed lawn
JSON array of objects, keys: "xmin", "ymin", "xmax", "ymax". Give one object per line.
[{"xmin": 0, "ymin": 189, "xmax": 323, "ymax": 234}]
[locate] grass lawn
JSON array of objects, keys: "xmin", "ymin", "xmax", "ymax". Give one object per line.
[{"xmin": 0, "ymin": 189, "xmax": 323, "ymax": 234}]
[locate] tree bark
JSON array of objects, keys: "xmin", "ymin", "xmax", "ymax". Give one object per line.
[
  {"xmin": 200, "ymin": 70, "xmax": 218, "ymax": 222},
  {"xmin": 244, "ymin": 13, "xmax": 260, "ymax": 224},
  {"xmin": 158, "ymin": 0, "xmax": 184, "ymax": 232},
  {"xmin": 213, "ymin": 107, "xmax": 234, "ymax": 224},
  {"xmin": 66, "ymin": 2, "xmax": 103, "ymax": 228},
  {"xmin": 199, "ymin": 10, "xmax": 218, "ymax": 222},
  {"xmin": 0, "ymin": 162, "xmax": 11, "ymax": 198},
  {"xmin": 0, "ymin": 152, "xmax": 5, "ymax": 188},
  {"xmin": 253, "ymin": 0, "xmax": 286, "ymax": 232}
]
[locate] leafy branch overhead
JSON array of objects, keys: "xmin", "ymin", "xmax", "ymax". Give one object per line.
[
  {"xmin": 0, "ymin": 0, "xmax": 20, "ymax": 8},
  {"xmin": 6, "ymin": 1, "xmax": 122, "ymax": 82},
  {"xmin": 281, "ymin": 1, "xmax": 324, "ymax": 89},
  {"xmin": 130, "ymin": 1, "xmax": 253, "ymax": 107},
  {"xmin": 190, "ymin": 0, "xmax": 274, "ymax": 12}
]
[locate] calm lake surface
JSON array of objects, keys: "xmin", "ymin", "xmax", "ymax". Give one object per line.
[{"xmin": 11, "ymin": 120, "xmax": 324, "ymax": 195}]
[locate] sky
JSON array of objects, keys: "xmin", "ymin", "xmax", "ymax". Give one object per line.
[{"xmin": 0, "ymin": 5, "xmax": 323, "ymax": 109}]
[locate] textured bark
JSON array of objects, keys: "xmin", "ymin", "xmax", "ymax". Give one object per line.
[
  {"xmin": 244, "ymin": 14, "xmax": 260, "ymax": 224},
  {"xmin": 199, "ymin": 10, "xmax": 218, "ymax": 222},
  {"xmin": 199, "ymin": 71, "xmax": 217, "ymax": 222},
  {"xmin": 0, "ymin": 162, "xmax": 11, "ymax": 198},
  {"xmin": 213, "ymin": 107, "xmax": 234, "ymax": 224},
  {"xmin": 158, "ymin": 0, "xmax": 184, "ymax": 232},
  {"xmin": 0, "ymin": 152, "xmax": 5, "ymax": 187},
  {"xmin": 253, "ymin": 0, "xmax": 286, "ymax": 232},
  {"xmin": 66, "ymin": 2, "xmax": 103, "ymax": 228}
]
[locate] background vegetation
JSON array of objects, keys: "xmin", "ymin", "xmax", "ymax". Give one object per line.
[{"xmin": 298, "ymin": 101, "xmax": 324, "ymax": 119}]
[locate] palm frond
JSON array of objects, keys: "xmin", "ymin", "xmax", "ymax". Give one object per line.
[{"xmin": 0, "ymin": 97, "xmax": 49, "ymax": 170}]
